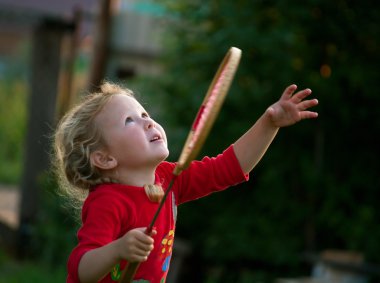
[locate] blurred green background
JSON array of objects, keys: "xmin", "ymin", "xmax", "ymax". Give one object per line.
[{"xmin": 0, "ymin": 0, "xmax": 379, "ymax": 282}]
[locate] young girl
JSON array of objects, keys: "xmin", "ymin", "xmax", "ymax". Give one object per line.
[{"xmin": 54, "ymin": 82, "xmax": 318, "ymax": 283}]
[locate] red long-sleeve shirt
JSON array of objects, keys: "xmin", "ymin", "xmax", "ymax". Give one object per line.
[{"xmin": 67, "ymin": 145, "xmax": 248, "ymax": 283}]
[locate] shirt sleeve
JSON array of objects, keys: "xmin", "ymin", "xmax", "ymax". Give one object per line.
[
  {"xmin": 174, "ymin": 144, "xmax": 249, "ymax": 204},
  {"xmin": 67, "ymin": 190, "xmax": 133, "ymax": 283}
]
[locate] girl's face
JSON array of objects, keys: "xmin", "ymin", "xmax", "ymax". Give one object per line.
[{"xmin": 95, "ymin": 94, "xmax": 169, "ymax": 171}]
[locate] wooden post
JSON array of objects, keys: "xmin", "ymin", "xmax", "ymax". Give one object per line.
[
  {"xmin": 17, "ymin": 18, "xmax": 67, "ymax": 258},
  {"xmin": 56, "ymin": 8, "xmax": 82, "ymax": 120},
  {"xmin": 87, "ymin": 0, "xmax": 113, "ymax": 93}
]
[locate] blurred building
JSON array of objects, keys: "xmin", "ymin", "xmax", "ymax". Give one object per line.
[
  {"xmin": 0, "ymin": 0, "xmax": 165, "ymax": 82},
  {"xmin": 0, "ymin": 0, "xmax": 98, "ymax": 56},
  {"xmin": 109, "ymin": 0, "xmax": 165, "ymax": 79}
]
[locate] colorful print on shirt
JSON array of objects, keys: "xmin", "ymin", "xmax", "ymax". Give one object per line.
[
  {"xmin": 111, "ymin": 263, "xmax": 121, "ymax": 281},
  {"xmin": 160, "ymin": 230, "xmax": 174, "ymax": 272}
]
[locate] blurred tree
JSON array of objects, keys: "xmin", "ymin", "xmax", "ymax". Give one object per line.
[{"xmin": 139, "ymin": 0, "xmax": 380, "ymax": 281}]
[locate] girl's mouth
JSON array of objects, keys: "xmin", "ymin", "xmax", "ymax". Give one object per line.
[{"xmin": 150, "ymin": 135, "xmax": 161, "ymax": 142}]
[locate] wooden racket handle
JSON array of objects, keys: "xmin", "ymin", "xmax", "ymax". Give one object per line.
[{"xmin": 119, "ymin": 262, "xmax": 139, "ymax": 283}]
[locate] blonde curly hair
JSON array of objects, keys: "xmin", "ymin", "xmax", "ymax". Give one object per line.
[{"xmin": 53, "ymin": 82, "xmax": 134, "ymax": 208}]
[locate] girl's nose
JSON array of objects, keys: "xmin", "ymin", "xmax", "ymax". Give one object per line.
[{"xmin": 144, "ymin": 117, "xmax": 155, "ymax": 130}]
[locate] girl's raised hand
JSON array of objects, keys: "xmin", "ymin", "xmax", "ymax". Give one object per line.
[{"xmin": 266, "ymin": 84, "xmax": 318, "ymax": 128}]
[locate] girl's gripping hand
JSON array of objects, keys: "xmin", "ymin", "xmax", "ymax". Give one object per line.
[
  {"xmin": 266, "ymin": 84, "xmax": 318, "ymax": 128},
  {"xmin": 116, "ymin": 227, "xmax": 156, "ymax": 263}
]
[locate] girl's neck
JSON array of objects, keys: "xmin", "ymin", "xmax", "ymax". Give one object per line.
[{"xmin": 108, "ymin": 167, "xmax": 156, "ymax": 187}]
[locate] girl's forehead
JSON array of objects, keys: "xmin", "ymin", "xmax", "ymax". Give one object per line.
[
  {"xmin": 110, "ymin": 94, "xmax": 141, "ymax": 108},
  {"xmin": 99, "ymin": 94, "xmax": 145, "ymax": 117}
]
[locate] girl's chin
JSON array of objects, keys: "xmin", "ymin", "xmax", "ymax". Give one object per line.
[
  {"xmin": 152, "ymin": 148, "xmax": 169, "ymax": 163},
  {"xmin": 160, "ymin": 149, "xmax": 170, "ymax": 161}
]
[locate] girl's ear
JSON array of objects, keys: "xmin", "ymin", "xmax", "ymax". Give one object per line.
[{"xmin": 90, "ymin": 150, "xmax": 118, "ymax": 170}]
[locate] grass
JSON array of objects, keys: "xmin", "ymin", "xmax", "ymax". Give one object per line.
[{"xmin": 0, "ymin": 249, "xmax": 66, "ymax": 283}]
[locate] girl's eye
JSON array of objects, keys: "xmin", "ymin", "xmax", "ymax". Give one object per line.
[
  {"xmin": 142, "ymin": 112, "xmax": 149, "ymax": 118},
  {"xmin": 125, "ymin": 117, "xmax": 133, "ymax": 124}
]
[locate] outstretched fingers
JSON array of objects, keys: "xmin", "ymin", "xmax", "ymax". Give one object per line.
[
  {"xmin": 281, "ymin": 84, "xmax": 298, "ymax": 100},
  {"xmin": 282, "ymin": 84, "xmax": 314, "ymax": 103},
  {"xmin": 297, "ymin": 98, "xmax": 319, "ymax": 111},
  {"xmin": 300, "ymin": 110, "xmax": 319, "ymax": 119},
  {"xmin": 298, "ymin": 98, "xmax": 319, "ymax": 119},
  {"xmin": 291, "ymin": 88, "xmax": 313, "ymax": 104}
]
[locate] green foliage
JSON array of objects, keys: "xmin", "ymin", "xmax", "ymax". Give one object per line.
[
  {"xmin": 0, "ymin": 78, "xmax": 27, "ymax": 184},
  {"xmin": 148, "ymin": 0, "xmax": 380, "ymax": 281},
  {"xmin": 0, "ymin": 41, "xmax": 30, "ymax": 184}
]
